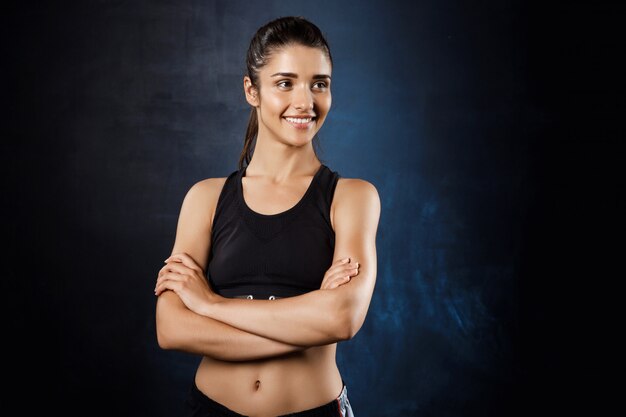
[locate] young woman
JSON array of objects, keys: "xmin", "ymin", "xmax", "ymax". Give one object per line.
[{"xmin": 155, "ymin": 16, "xmax": 380, "ymax": 417}]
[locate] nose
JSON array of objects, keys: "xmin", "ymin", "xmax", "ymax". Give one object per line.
[{"xmin": 293, "ymin": 84, "xmax": 313, "ymax": 111}]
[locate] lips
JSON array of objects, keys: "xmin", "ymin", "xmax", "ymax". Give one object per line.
[
  {"xmin": 284, "ymin": 116, "xmax": 315, "ymax": 121},
  {"xmin": 283, "ymin": 116, "xmax": 316, "ymax": 130}
]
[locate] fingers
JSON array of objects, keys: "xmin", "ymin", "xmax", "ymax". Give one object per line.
[
  {"xmin": 155, "ymin": 277, "xmax": 183, "ymax": 296},
  {"xmin": 158, "ymin": 261, "xmax": 188, "ymax": 277},
  {"xmin": 156, "ymin": 271, "xmax": 186, "ymax": 286},
  {"xmin": 155, "ymin": 271, "xmax": 186, "ymax": 294},
  {"xmin": 328, "ymin": 269, "xmax": 358, "ymax": 282},
  {"xmin": 164, "ymin": 252, "xmax": 203, "ymax": 273},
  {"xmin": 155, "ymin": 253, "xmax": 205, "ymax": 297},
  {"xmin": 327, "ymin": 275, "xmax": 352, "ymax": 289},
  {"xmin": 321, "ymin": 272, "xmax": 353, "ymax": 290},
  {"xmin": 155, "ymin": 262, "xmax": 191, "ymax": 295},
  {"xmin": 320, "ymin": 258, "xmax": 360, "ymax": 290},
  {"xmin": 330, "ymin": 259, "xmax": 360, "ymax": 280}
]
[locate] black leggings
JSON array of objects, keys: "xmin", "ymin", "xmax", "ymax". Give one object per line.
[{"xmin": 183, "ymin": 379, "xmax": 353, "ymax": 417}]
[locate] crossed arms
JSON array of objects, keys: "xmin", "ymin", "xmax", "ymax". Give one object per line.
[{"xmin": 155, "ymin": 177, "xmax": 381, "ymax": 361}]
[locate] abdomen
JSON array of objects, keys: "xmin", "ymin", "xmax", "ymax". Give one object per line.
[{"xmin": 194, "ymin": 343, "xmax": 343, "ymax": 417}]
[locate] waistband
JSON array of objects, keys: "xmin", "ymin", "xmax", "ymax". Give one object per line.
[
  {"xmin": 231, "ymin": 294, "xmax": 284, "ymax": 300},
  {"xmin": 188, "ymin": 379, "xmax": 349, "ymax": 417}
]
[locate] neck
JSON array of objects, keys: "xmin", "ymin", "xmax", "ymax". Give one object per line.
[{"xmin": 246, "ymin": 134, "xmax": 321, "ymax": 181}]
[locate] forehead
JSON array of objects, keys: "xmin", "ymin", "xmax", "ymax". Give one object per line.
[{"xmin": 262, "ymin": 44, "xmax": 332, "ymax": 76}]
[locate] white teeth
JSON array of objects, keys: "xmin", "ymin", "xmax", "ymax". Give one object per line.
[{"xmin": 285, "ymin": 117, "xmax": 313, "ymax": 124}]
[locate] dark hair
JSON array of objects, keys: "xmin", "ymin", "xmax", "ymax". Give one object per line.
[{"xmin": 239, "ymin": 16, "xmax": 333, "ymax": 170}]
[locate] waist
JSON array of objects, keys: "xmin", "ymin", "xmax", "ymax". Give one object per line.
[{"xmin": 195, "ymin": 350, "xmax": 342, "ymax": 414}]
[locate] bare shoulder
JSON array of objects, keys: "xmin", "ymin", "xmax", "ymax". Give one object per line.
[
  {"xmin": 330, "ymin": 177, "xmax": 381, "ymax": 231},
  {"xmin": 180, "ymin": 176, "xmax": 229, "ymax": 228},
  {"xmin": 335, "ymin": 177, "xmax": 379, "ymax": 198},
  {"xmin": 188, "ymin": 176, "xmax": 228, "ymax": 202}
]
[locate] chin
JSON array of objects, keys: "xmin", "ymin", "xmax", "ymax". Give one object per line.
[
  {"xmin": 292, "ymin": 138, "xmax": 315, "ymax": 147},
  {"xmin": 286, "ymin": 135, "xmax": 315, "ymax": 147}
]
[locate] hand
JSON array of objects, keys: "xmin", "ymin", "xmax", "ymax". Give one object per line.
[
  {"xmin": 155, "ymin": 252, "xmax": 222, "ymax": 315},
  {"xmin": 320, "ymin": 257, "xmax": 359, "ymax": 290}
]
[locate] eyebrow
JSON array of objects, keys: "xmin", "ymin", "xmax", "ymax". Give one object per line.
[{"xmin": 270, "ymin": 72, "xmax": 331, "ymax": 80}]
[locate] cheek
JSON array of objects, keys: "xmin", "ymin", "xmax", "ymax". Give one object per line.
[
  {"xmin": 317, "ymin": 95, "xmax": 332, "ymax": 113},
  {"xmin": 264, "ymin": 94, "xmax": 287, "ymax": 113}
]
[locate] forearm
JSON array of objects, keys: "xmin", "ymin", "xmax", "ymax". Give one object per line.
[
  {"xmin": 201, "ymin": 289, "xmax": 351, "ymax": 346},
  {"xmin": 156, "ymin": 291, "xmax": 308, "ymax": 361}
]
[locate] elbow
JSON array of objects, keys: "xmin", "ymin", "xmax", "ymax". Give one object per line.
[
  {"xmin": 336, "ymin": 323, "xmax": 354, "ymax": 341},
  {"xmin": 342, "ymin": 315, "xmax": 363, "ymax": 340},
  {"xmin": 333, "ymin": 298, "xmax": 363, "ymax": 341},
  {"xmin": 155, "ymin": 296, "xmax": 181, "ymax": 350},
  {"xmin": 156, "ymin": 323, "xmax": 176, "ymax": 350},
  {"xmin": 332, "ymin": 318, "xmax": 352, "ymax": 342},
  {"xmin": 334, "ymin": 288, "xmax": 370, "ymax": 341},
  {"xmin": 333, "ymin": 315, "xmax": 361, "ymax": 341}
]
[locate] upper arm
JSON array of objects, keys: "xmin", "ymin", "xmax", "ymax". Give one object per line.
[
  {"xmin": 330, "ymin": 178, "xmax": 381, "ymax": 337},
  {"xmin": 156, "ymin": 176, "xmax": 226, "ymax": 344},
  {"xmin": 168, "ymin": 177, "xmax": 227, "ymax": 272}
]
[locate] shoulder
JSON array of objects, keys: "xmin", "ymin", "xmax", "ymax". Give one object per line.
[
  {"xmin": 181, "ymin": 177, "xmax": 229, "ymax": 209},
  {"xmin": 179, "ymin": 176, "xmax": 230, "ymax": 227},
  {"xmin": 186, "ymin": 176, "xmax": 229, "ymax": 202},
  {"xmin": 335, "ymin": 176, "xmax": 378, "ymax": 193},
  {"xmin": 331, "ymin": 177, "xmax": 381, "ymax": 231},
  {"xmin": 334, "ymin": 177, "xmax": 380, "ymax": 205}
]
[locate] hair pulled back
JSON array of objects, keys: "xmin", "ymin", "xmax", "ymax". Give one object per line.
[{"xmin": 239, "ymin": 16, "xmax": 333, "ymax": 169}]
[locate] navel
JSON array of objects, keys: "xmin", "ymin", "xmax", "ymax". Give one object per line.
[{"xmin": 255, "ymin": 379, "xmax": 261, "ymax": 390}]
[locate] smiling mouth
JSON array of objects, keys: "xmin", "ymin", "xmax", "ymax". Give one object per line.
[
  {"xmin": 283, "ymin": 116, "xmax": 316, "ymax": 124},
  {"xmin": 283, "ymin": 116, "xmax": 317, "ymax": 130}
]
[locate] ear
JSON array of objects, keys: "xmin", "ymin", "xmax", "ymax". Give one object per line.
[{"xmin": 244, "ymin": 76, "xmax": 259, "ymax": 107}]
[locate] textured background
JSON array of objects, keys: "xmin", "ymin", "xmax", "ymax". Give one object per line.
[{"xmin": 5, "ymin": 0, "xmax": 622, "ymax": 416}]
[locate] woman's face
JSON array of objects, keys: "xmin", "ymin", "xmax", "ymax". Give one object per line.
[{"xmin": 245, "ymin": 44, "xmax": 332, "ymax": 147}]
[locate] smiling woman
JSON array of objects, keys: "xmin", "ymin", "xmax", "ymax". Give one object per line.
[
  {"xmin": 155, "ymin": 16, "xmax": 379, "ymax": 417},
  {"xmin": 245, "ymin": 42, "xmax": 332, "ymax": 148}
]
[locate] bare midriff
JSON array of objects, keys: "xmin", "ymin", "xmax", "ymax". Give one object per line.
[{"xmin": 194, "ymin": 343, "xmax": 343, "ymax": 417}]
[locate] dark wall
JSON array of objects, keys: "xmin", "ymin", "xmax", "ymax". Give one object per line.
[{"xmin": 5, "ymin": 0, "xmax": 621, "ymax": 416}]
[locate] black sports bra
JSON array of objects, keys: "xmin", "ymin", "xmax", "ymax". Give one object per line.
[{"xmin": 206, "ymin": 163, "xmax": 341, "ymax": 299}]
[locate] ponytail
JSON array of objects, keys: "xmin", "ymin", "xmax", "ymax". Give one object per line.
[{"xmin": 239, "ymin": 108, "xmax": 258, "ymax": 170}]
